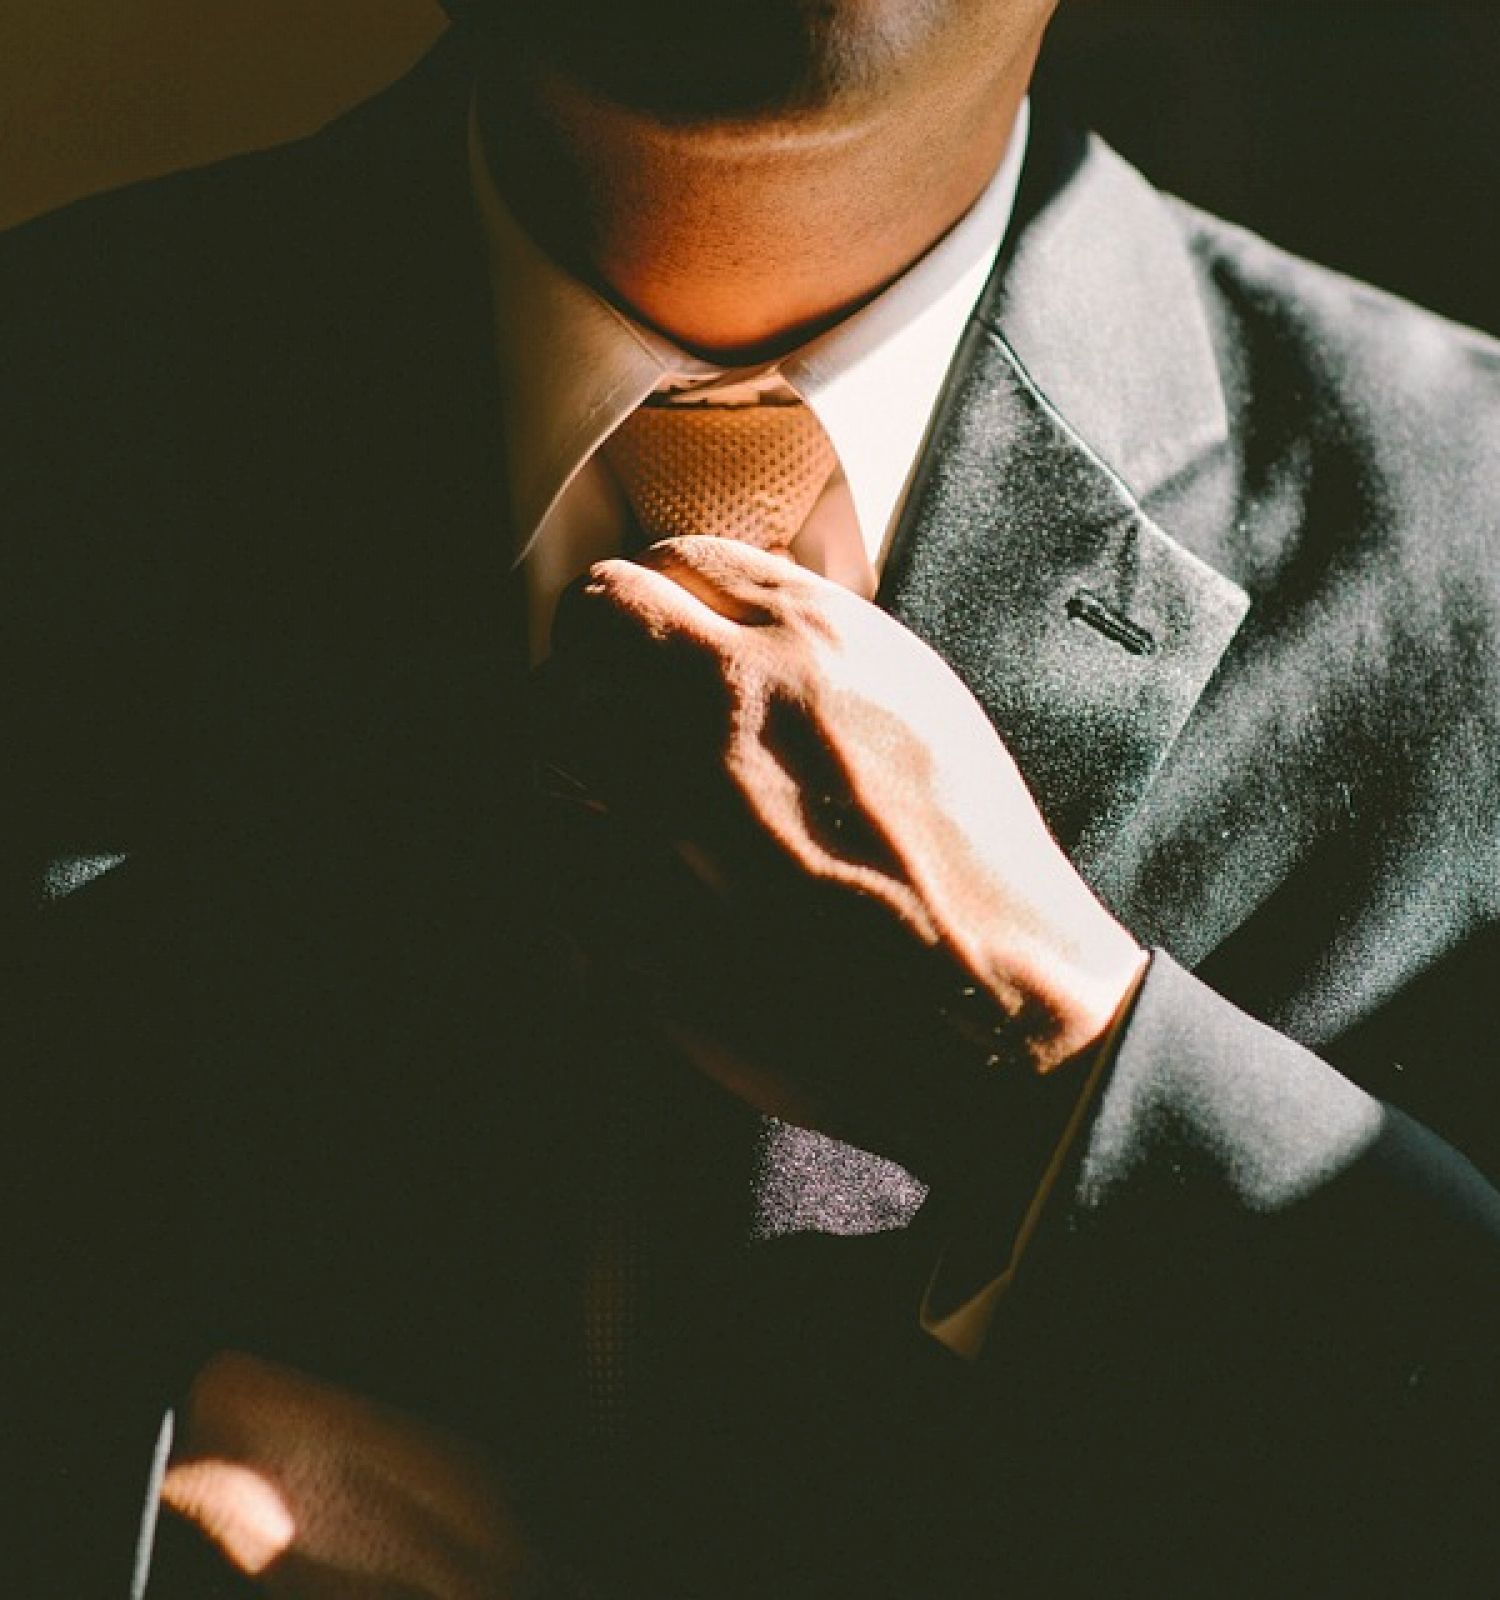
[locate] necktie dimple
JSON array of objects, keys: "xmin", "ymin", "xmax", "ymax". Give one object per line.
[{"xmin": 603, "ymin": 398, "xmax": 839, "ymax": 552}]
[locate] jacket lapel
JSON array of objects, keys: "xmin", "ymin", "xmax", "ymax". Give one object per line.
[{"xmin": 882, "ymin": 120, "xmax": 1249, "ymax": 874}]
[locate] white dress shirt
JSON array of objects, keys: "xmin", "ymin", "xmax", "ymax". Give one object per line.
[{"xmin": 468, "ymin": 99, "xmax": 1030, "ymax": 660}]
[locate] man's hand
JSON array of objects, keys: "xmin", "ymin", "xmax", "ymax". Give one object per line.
[
  {"xmin": 161, "ymin": 1352, "xmax": 549, "ymax": 1598},
  {"xmin": 538, "ymin": 536, "xmax": 1146, "ymax": 1185}
]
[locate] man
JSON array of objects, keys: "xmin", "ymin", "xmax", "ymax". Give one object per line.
[{"xmin": 3, "ymin": 1, "xmax": 1498, "ymax": 1593}]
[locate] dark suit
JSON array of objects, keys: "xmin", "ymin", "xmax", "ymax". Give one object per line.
[{"xmin": 4, "ymin": 32, "xmax": 1498, "ymax": 1597}]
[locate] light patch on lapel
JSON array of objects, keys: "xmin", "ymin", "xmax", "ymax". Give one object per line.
[
  {"xmin": 750, "ymin": 1118, "xmax": 927, "ymax": 1240},
  {"xmin": 41, "ymin": 852, "xmax": 130, "ymax": 902}
]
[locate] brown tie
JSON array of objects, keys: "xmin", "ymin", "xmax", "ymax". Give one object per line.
[
  {"xmin": 603, "ymin": 398, "xmax": 838, "ymax": 552},
  {"xmin": 577, "ymin": 400, "xmax": 836, "ymax": 1442}
]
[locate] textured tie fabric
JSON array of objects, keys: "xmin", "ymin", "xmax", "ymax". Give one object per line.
[
  {"xmin": 603, "ymin": 399, "xmax": 839, "ymax": 552},
  {"xmin": 579, "ymin": 398, "xmax": 887, "ymax": 1454},
  {"xmin": 581, "ymin": 398, "xmax": 837, "ymax": 1438},
  {"xmin": 580, "ymin": 1157, "xmax": 647, "ymax": 1437}
]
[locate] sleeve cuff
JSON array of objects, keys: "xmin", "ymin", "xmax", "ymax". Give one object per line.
[{"xmin": 920, "ymin": 955, "xmax": 1147, "ymax": 1359}]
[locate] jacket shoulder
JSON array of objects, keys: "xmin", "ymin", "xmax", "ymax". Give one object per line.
[
  {"xmin": 0, "ymin": 34, "xmax": 476, "ymax": 453},
  {"xmin": 0, "ymin": 40, "xmax": 500, "ymax": 865},
  {"xmin": 1152, "ymin": 196, "xmax": 1500, "ymax": 966},
  {"xmin": 1168, "ymin": 195, "xmax": 1500, "ymax": 484}
]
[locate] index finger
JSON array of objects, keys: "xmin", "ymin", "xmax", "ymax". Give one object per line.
[{"xmin": 551, "ymin": 550, "xmax": 742, "ymax": 661}]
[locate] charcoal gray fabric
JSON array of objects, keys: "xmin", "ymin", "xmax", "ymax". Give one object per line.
[{"xmin": 3, "ymin": 32, "xmax": 1499, "ymax": 1597}]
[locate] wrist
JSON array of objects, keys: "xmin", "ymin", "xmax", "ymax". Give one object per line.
[
  {"xmin": 916, "ymin": 928, "xmax": 1147, "ymax": 1194},
  {"xmin": 1021, "ymin": 925, "xmax": 1150, "ymax": 1076},
  {"xmin": 943, "ymin": 916, "xmax": 1147, "ymax": 1080}
]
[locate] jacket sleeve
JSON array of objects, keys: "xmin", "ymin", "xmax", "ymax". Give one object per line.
[{"xmin": 946, "ymin": 950, "xmax": 1500, "ymax": 1592}]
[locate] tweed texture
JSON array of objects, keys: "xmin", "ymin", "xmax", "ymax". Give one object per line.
[{"xmin": 604, "ymin": 399, "xmax": 837, "ymax": 553}]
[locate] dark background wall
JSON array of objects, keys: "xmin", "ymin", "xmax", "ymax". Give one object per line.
[
  {"xmin": 2, "ymin": 1, "xmax": 1497, "ymax": 333},
  {"xmin": 1042, "ymin": 2, "xmax": 1500, "ymax": 334},
  {"xmin": 0, "ymin": 0, "xmax": 445, "ymax": 233}
]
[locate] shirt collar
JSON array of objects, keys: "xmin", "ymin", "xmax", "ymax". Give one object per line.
[{"xmin": 469, "ymin": 98, "xmax": 1030, "ymax": 570}]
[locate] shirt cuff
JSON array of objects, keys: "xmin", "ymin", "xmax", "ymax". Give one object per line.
[{"xmin": 919, "ymin": 957, "xmax": 1148, "ymax": 1360}]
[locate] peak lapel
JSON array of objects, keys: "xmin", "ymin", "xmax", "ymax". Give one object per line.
[{"xmin": 882, "ymin": 124, "xmax": 1249, "ymax": 874}]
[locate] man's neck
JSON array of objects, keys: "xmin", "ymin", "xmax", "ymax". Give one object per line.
[{"xmin": 474, "ymin": 31, "xmax": 1041, "ymax": 364}]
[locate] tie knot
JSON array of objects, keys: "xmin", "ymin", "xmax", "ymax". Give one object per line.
[{"xmin": 603, "ymin": 399, "xmax": 838, "ymax": 553}]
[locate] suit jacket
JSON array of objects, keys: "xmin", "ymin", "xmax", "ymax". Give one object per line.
[{"xmin": 3, "ymin": 31, "xmax": 1498, "ymax": 1598}]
